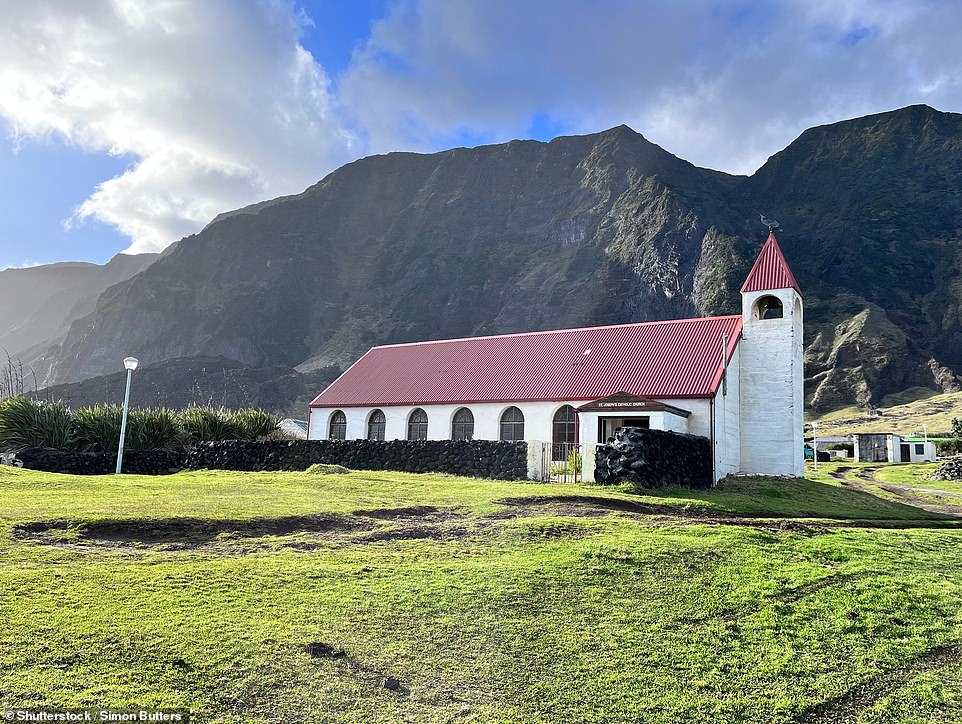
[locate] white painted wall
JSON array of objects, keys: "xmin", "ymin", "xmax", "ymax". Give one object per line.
[
  {"xmin": 738, "ymin": 287, "xmax": 805, "ymax": 477},
  {"xmin": 712, "ymin": 346, "xmax": 741, "ymax": 479},
  {"xmin": 578, "ymin": 407, "xmax": 691, "ymax": 444},
  {"xmin": 887, "ymin": 437, "xmax": 937, "ymax": 463},
  {"xmin": 309, "ymin": 396, "xmax": 717, "ymax": 478},
  {"xmin": 311, "ymin": 400, "xmax": 583, "ymax": 446},
  {"xmin": 909, "ymin": 441, "xmax": 937, "ymax": 463}
]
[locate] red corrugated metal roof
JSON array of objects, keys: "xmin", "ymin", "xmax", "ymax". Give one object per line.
[
  {"xmin": 310, "ymin": 316, "xmax": 743, "ymax": 408},
  {"xmin": 740, "ymin": 232, "xmax": 802, "ymax": 295}
]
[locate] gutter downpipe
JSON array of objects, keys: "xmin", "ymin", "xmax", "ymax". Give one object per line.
[{"xmin": 709, "ymin": 395, "xmax": 716, "ymax": 486}]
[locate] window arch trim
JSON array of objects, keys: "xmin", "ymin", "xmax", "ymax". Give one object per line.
[
  {"xmin": 754, "ymin": 294, "xmax": 784, "ymax": 320},
  {"xmin": 499, "ymin": 406, "xmax": 525, "ymax": 441},
  {"xmin": 407, "ymin": 408, "xmax": 428, "ymax": 440},
  {"xmin": 329, "ymin": 410, "xmax": 347, "ymax": 440},
  {"xmin": 367, "ymin": 409, "xmax": 386, "ymax": 441},
  {"xmin": 451, "ymin": 407, "xmax": 474, "ymax": 440}
]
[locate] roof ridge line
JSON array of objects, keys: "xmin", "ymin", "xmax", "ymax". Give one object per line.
[{"xmin": 373, "ymin": 315, "xmax": 744, "ymax": 349}]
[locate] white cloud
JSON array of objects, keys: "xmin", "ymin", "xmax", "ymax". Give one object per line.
[
  {"xmin": 339, "ymin": 0, "xmax": 962, "ymax": 174},
  {"xmin": 3, "ymin": 0, "xmax": 962, "ymax": 255},
  {"xmin": 0, "ymin": 0, "xmax": 356, "ymax": 253}
]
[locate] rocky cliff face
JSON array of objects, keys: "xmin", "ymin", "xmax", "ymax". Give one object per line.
[
  {"xmin": 0, "ymin": 253, "xmax": 157, "ymax": 363},
  {"xmin": 31, "ymin": 105, "xmax": 962, "ymax": 412}
]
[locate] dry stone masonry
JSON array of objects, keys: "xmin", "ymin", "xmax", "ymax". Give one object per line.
[
  {"xmin": 931, "ymin": 457, "xmax": 962, "ymax": 481},
  {"xmin": 594, "ymin": 427, "xmax": 712, "ymax": 489},
  {"xmin": 10, "ymin": 440, "xmax": 528, "ymax": 478},
  {"xmin": 185, "ymin": 439, "xmax": 529, "ymax": 479},
  {"xmin": 14, "ymin": 447, "xmax": 185, "ymax": 475}
]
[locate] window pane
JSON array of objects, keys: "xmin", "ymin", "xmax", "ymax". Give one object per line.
[
  {"xmin": 368, "ymin": 410, "xmax": 385, "ymax": 441},
  {"xmin": 500, "ymin": 407, "xmax": 524, "ymax": 441},
  {"xmin": 552, "ymin": 405, "xmax": 577, "ymax": 460},
  {"xmin": 329, "ymin": 410, "xmax": 346, "ymax": 440},
  {"xmin": 408, "ymin": 408, "xmax": 428, "ymax": 440},
  {"xmin": 452, "ymin": 408, "xmax": 474, "ymax": 440}
]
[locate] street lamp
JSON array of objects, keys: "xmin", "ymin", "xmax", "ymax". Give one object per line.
[{"xmin": 115, "ymin": 356, "xmax": 139, "ymax": 474}]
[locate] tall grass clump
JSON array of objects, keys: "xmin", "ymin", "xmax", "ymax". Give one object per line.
[
  {"xmin": 232, "ymin": 408, "xmax": 279, "ymax": 439},
  {"xmin": 132, "ymin": 408, "xmax": 183, "ymax": 450},
  {"xmin": 0, "ymin": 397, "xmax": 72, "ymax": 452},
  {"xmin": 179, "ymin": 406, "xmax": 245, "ymax": 443},
  {"xmin": 70, "ymin": 405, "xmax": 122, "ymax": 452},
  {"xmin": 1, "ymin": 399, "xmax": 278, "ymax": 452},
  {"xmin": 71, "ymin": 406, "xmax": 184, "ymax": 452}
]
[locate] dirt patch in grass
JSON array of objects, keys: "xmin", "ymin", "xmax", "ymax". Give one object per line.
[
  {"xmin": 794, "ymin": 642, "xmax": 962, "ymax": 723},
  {"xmin": 491, "ymin": 495, "xmax": 962, "ymax": 533},
  {"xmin": 492, "ymin": 495, "xmax": 726, "ymax": 518},
  {"xmin": 11, "ymin": 514, "xmax": 374, "ymax": 549},
  {"xmin": 12, "ymin": 492, "xmax": 962, "ymax": 555},
  {"xmin": 352, "ymin": 505, "xmax": 443, "ymax": 519},
  {"xmin": 300, "ymin": 641, "xmax": 409, "ymax": 696},
  {"xmin": 357, "ymin": 524, "xmax": 474, "ymax": 543}
]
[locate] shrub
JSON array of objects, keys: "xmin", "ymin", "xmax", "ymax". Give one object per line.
[
  {"xmin": 937, "ymin": 438, "xmax": 962, "ymax": 456},
  {"xmin": 952, "ymin": 418, "xmax": 962, "ymax": 439},
  {"xmin": 827, "ymin": 442, "xmax": 854, "ymax": 454},
  {"xmin": 550, "ymin": 449, "xmax": 583, "ymax": 477},
  {"xmin": 0, "ymin": 397, "xmax": 72, "ymax": 452}
]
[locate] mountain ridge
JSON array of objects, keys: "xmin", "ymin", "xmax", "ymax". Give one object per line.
[
  {"xmin": 0, "ymin": 252, "xmax": 158, "ymax": 365},
  {"xmin": 20, "ymin": 104, "xmax": 962, "ymax": 412}
]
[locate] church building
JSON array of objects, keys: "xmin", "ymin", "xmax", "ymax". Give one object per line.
[{"xmin": 308, "ymin": 232, "xmax": 804, "ymax": 481}]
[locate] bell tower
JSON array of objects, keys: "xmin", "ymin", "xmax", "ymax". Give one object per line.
[{"xmin": 738, "ymin": 232, "xmax": 804, "ymax": 477}]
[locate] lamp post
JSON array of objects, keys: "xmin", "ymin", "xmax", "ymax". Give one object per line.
[
  {"xmin": 923, "ymin": 423, "xmax": 928, "ymax": 444},
  {"xmin": 115, "ymin": 357, "xmax": 139, "ymax": 474}
]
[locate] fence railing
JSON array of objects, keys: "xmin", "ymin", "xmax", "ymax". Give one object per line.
[{"xmin": 535, "ymin": 441, "xmax": 581, "ymax": 483}]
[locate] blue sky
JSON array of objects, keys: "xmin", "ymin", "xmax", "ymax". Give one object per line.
[{"xmin": 2, "ymin": 0, "xmax": 962, "ymax": 269}]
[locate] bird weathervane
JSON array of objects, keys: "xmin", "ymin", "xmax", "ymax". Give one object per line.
[{"xmin": 759, "ymin": 213, "xmax": 781, "ymax": 232}]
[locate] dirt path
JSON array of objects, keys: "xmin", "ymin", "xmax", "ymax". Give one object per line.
[
  {"xmin": 880, "ymin": 484, "xmax": 962, "ymax": 499},
  {"xmin": 830, "ymin": 466, "xmax": 962, "ymax": 517}
]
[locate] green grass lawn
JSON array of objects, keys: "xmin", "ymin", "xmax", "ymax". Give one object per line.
[{"xmin": 2, "ymin": 467, "xmax": 962, "ymax": 723}]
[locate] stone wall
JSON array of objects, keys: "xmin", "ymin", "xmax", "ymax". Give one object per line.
[
  {"xmin": 594, "ymin": 427, "xmax": 712, "ymax": 489},
  {"xmin": 14, "ymin": 447, "xmax": 185, "ymax": 475},
  {"xmin": 185, "ymin": 439, "xmax": 529, "ymax": 479},
  {"xmin": 11, "ymin": 440, "xmax": 529, "ymax": 479}
]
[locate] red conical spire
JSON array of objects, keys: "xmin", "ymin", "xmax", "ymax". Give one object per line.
[{"xmin": 740, "ymin": 232, "xmax": 802, "ymax": 296}]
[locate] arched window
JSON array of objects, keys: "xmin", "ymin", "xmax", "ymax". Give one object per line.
[
  {"xmin": 552, "ymin": 405, "xmax": 578, "ymax": 460},
  {"xmin": 755, "ymin": 295, "xmax": 783, "ymax": 320},
  {"xmin": 367, "ymin": 410, "xmax": 386, "ymax": 441},
  {"xmin": 451, "ymin": 408, "xmax": 474, "ymax": 440},
  {"xmin": 499, "ymin": 407, "xmax": 525, "ymax": 441},
  {"xmin": 329, "ymin": 410, "xmax": 346, "ymax": 440},
  {"xmin": 407, "ymin": 408, "xmax": 428, "ymax": 440}
]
